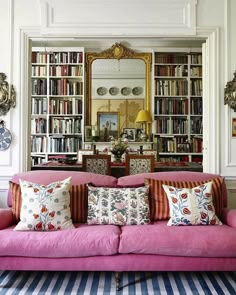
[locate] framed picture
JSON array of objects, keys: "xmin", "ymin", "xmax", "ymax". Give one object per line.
[
  {"xmin": 232, "ymin": 118, "xmax": 236, "ymax": 137},
  {"xmin": 77, "ymin": 149, "xmax": 93, "ymax": 163},
  {"xmin": 135, "ymin": 128, "xmax": 144, "ymax": 141},
  {"xmin": 123, "ymin": 128, "xmax": 136, "ymax": 141},
  {"xmin": 97, "ymin": 112, "xmax": 119, "ymax": 139},
  {"xmin": 84, "ymin": 126, "xmax": 92, "ymax": 142}
]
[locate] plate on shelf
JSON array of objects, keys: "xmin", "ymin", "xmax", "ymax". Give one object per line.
[
  {"xmin": 121, "ymin": 87, "xmax": 131, "ymax": 96},
  {"xmin": 132, "ymin": 86, "xmax": 143, "ymax": 96},
  {"xmin": 97, "ymin": 87, "xmax": 107, "ymax": 96},
  {"xmin": 109, "ymin": 87, "xmax": 119, "ymax": 96}
]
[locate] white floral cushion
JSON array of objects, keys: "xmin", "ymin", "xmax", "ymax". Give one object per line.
[
  {"xmin": 14, "ymin": 177, "xmax": 74, "ymax": 231},
  {"xmin": 162, "ymin": 181, "xmax": 222, "ymax": 226},
  {"xmin": 87, "ymin": 185, "xmax": 150, "ymax": 225}
]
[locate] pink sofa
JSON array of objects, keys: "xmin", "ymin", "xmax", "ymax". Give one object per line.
[{"xmin": 1, "ymin": 170, "xmax": 236, "ymax": 274}]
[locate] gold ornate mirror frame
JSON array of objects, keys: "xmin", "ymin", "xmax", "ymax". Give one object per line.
[{"xmin": 85, "ymin": 43, "xmax": 152, "ymax": 126}]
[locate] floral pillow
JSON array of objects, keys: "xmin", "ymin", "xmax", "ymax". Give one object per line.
[
  {"xmin": 162, "ymin": 181, "xmax": 222, "ymax": 226},
  {"xmin": 14, "ymin": 177, "xmax": 74, "ymax": 231},
  {"xmin": 87, "ymin": 185, "xmax": 150, "ymax": 225}
]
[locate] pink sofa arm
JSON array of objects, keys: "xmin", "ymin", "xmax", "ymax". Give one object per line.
[
  {"xmin": 222, "ymin": 208, "xmax": 236, "ymax": 228},
  {"xmin": 0, "ymin": 208, "xmax": 13, "ymax": 229}
]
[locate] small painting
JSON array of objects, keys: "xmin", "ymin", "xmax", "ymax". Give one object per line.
[
  {"xmin": 232, "ymin": 118, "xmax": 236, "ymax": 137},
  {"xmin": 97, "ymin": 112, "xmax": 119, "ymax": 140},
  {"xmin": 84, "ymin": 126, "xmax": 92, "ymax": 142},
  {"xmin": 123, "ymin": 128, "xmax": 136, "ymax": 141}
]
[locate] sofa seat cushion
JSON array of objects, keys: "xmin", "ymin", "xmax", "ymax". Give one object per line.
[
  {"xmin": 0, "ymin": 224, "xmax": 120, "ymax": 258},
  {"xmin": 119, "ymin": 221, "xmax": 236, "ymax": 257}
]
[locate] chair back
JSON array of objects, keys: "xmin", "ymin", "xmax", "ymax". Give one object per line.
[
  {"xmin": 126, "ymin": 154, "xmax": 155, "ymax": 175},
  {"xmin": 82, "ymin": 154, "xmax": 111, "ymax": 175}
]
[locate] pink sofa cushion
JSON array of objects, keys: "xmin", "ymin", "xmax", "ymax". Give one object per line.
[
  {"xmin": 117, "ymin": 171, "xmax": 228, "ymax": 208},
  {"xmin": 0, "ymin": 224, "xmax": 120, "ymax": 258},
  {"xmin": 119, "ymin": 221, "xmax": 236, "ymax": 257},
  {"xmin": 8, "ymin": 170, "xmax": 118, "ymax": 207}
]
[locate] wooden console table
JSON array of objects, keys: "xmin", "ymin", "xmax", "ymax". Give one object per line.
[{"xmin": 31, "ymin": 162, "xmax": 203, "ymax": 177}]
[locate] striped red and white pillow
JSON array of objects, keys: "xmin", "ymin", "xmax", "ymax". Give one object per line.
[
  {"xmin": 145, "ymin": 177, "xmax": 224, "ymax": 221},
  {"xmin": 9, "ymin": 181, "xmax": 88, "ymax": 224}
]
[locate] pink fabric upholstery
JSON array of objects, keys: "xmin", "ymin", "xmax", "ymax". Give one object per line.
[
  {"xmin": 222, "ymin": 208, "xmax": 236, "ymax": 228},
  {"xmin": 117, "ymin": 171, "xmax": 228, "ymax": 207},
  {"xmin": 8, "ymin": 170, "xmax": 118, "ymax": 206},
  {"xmin": 0, "ymin": 209, "xmax": 13, "ymax": 229},
  {"xmin": 0, "ymin": 255, "xmax": 235, "ymax": 271},
  {"xmin": 119, "ymin": 221, "xmax": 236, "ymax": 257},
  {"xmin": 0, "ymin": 224, "xmax": 120, "ymax": 257}
]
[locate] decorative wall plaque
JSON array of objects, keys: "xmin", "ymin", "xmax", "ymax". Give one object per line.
[{"xmin": 0, "ymin": 73, "xmax": 16, "ymax": 116}]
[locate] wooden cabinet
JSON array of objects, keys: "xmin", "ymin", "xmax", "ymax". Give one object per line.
[
  {"xmin": 153, "ymin": 51, "xmax": 203, "ymax": 163},
  {"xmin": 30, "ymin": 48, "xmax": 84, "ymax": 167}
]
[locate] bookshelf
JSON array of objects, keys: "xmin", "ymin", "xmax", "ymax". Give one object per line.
[
  {"xmin": 153, "ymin": 51, "xmax": 203, "ymax": 163},
  {"xmin": 30, "ymin": 48, "xmax": 84, "ymax": 167}
]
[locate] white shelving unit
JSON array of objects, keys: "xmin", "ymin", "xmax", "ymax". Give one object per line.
[
  {"xmin": 30, "ymin": 47, "xmax": 85, "ymax": 167},
  {"xmin": 152, "ymin": 50, "xmax": 203, "ymax": 163}
]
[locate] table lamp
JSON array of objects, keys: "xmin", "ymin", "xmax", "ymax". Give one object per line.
[{"xmin": 135, "ymin": 110, "xmax": 152, "ymax": 141}]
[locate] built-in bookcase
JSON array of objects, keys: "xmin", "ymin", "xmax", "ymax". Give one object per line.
[
  {"xmin": 30, "ymin": 48, "xmax": 84, "ymax": 166},
  {"xmin": 153, "ymin": 51, "xmax": 203, "ymax": 163}
]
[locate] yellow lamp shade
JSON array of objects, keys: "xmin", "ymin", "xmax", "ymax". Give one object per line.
[{"xmin": 135, "ymin": 110, "xmax": 152, "ymax": 123}]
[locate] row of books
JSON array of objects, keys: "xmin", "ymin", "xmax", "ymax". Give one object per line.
[
  {"xmin": 32, "ymin": 97, "xmax": 47, "ymax": 114},
  {"xmin": 155, "ymin": 79, "xmax": 188, "ymax": 96},
  {"xmin": 32, "ymin": 52, "xmax": 48, "ymax": 64},
  {"xmin": 154, "ymin": 98, "xmax": 188, "ymax": 115},
  {"xmin": 154, "ymin": 65, "xmax": 188, "ymax": 77},
  {"xmin": 191, "ymin": 54, "xmax": 202, "ymax": 65},
  {"xmin": 155, "ymin": 54, "xmax": 188, "ymax": 64},
  {"xmin": 32, "ymin": 66, "xmax": 47, "ymax": 77},
  {"xmin": 49, "ymin": 137, "xmax": 81, "ymax": 153},
  {"xmin": 190, "ymin": 66, "xmax": 202, "ymax": 77},
  {"xmin": 155, "ymin": 118, "xmax": 188, "ymax": 134},
  {"xmin": 49, "ymin": 79, "xmax": 83, "ymax": 95},
  {"xmin": 49, "ymin": 52, "xmax": 83, "ymax": 64},
  {"xmin": 32, "ymin": 79, "xmax": 47, "ymax": 95},
  {"xmin": 31, "ymin": 136, "xmax": 47, "ymax": 153},
  {"xmin": 31, "ymin": 118, "xmax": 47, "ymax": 134},
  {"xmin": 190, "ymin": 80, "xmax": 202, "ymax": 96},
  {"xmin": 50, "ymin": 117, "xmax": 82, "ymax": 134},
  {"xmin": 191, "ymin": 118, "xmax": 203, "ymax": 134},
  {"xmin": 49, "ymin": 98, "xmax": 83, "ymax": 115},
  {"xmin": 190, "ymin": 98, "xmax": 202, "ymax": 115},
  {"xmin": 49, "ymin": 65, "xmax": 83, "ymax": 77}
]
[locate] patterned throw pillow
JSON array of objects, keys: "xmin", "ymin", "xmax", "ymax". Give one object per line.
[
  {"xmin": 162, "ymin": 181, "xmax": 222, "ymax": 226},
  {"xmin": 145, "ymin": 177, "xmax": 224, "ymax": 221},
  {"xmin": 14, "ymin": 177, "xmax": 74, "ymax": 231},
  {"xmin": 10, "ymin": 181, "xmax": 88, "ymax": 224},
  {"xmin": 87, "ymin": 185, "xmax": 150, "ymax": 225}
]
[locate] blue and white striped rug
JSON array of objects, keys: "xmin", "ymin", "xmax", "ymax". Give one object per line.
[{"xmin": 0, "ymin": 271, "xmax": 235, "ymax": 295}]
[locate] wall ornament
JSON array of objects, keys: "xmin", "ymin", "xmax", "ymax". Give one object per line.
[
  {"xmin": 0, "ymin": 73, "xmax": 16, "ymax": 116},
  {"xmin": 224, "ymin": 71, "xmax": 236, "ymax": 112},
  {"xmin": 0, "ymin": 119, "xmax": 12, "ymax": 150}
]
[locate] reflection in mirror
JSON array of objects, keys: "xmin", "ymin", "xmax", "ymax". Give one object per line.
[{"xmin": 86, "ymin": 43, "xmax": 152, "ymax": 142}]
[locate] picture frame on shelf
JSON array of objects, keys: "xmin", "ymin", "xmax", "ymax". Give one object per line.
[
  {"xmin": 135, "ymin": 128, "xmax": 144, "ymax": 141},
  {"xmin": 97, "ymin": 112, "xmax": 119, "ymax": 140},
  {"xmin": 84, "ymin": 126, "xmax": 92, "ymax": 142},
  {"xmin": 77, "ymin": 149, "xmax": 93, "ymax": 163},
  {"xmin": 123, "ymin": 128, "xmax": 136, "ymax": 141},
  {"xmin": 232, "ymin": 118, "xmax": 236, "ymax": 137}
]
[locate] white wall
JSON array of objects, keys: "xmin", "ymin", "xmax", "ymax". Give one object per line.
[{"xmin": 0, "ymin": 0, "xmax": 236, "ymax": 208}]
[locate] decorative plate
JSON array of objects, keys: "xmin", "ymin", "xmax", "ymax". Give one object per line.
[
  {"xmin": 109, "ymin": 87, "xmax": 119, "ymax": 96},
  {"xmin": 97, "ymin": 87, "xmax": 107, "ymax": 96},
  {"xmin": 121, "ymin": 87, "xmax": 131, "ymax": 96},
  {"xmin": 132, "ymin": 86, "xmax": 143, "ymax": 96},
  {"xmin": 0, "ymin": 125, "xmax": 12, "ymax": 151}
]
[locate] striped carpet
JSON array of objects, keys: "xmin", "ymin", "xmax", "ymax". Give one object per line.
[{"xmin": 0, "ymin": 271, "xmax": 236, "ymax": 295}]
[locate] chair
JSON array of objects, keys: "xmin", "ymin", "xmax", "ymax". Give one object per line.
[
  {"xmin": 125, "ymin": 154, "xmax": 155, "ymax": 175},
  {"xmin": 82, "ymin": 154, "xmax": 111, "ymax": 175}
]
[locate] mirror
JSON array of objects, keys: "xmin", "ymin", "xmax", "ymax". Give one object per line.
[{"xmin": 85, "ymin": 43, "xmax": 152, "ymax": 141}]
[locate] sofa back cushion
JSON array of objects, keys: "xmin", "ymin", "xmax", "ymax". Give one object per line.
[
  {"xmin": 145, "ymin": 176, "xmax": 224, "ymax": 221},
  {"xmin": 10, "ymin": 181, "xmax": 88, "ymax": 224},
  {"xmin": 8, "ymin": 170, "xmax": 118, "ymax": 207},
  {"xmin": 8, "ymin": 171, "xmax": 117, "ymax": 224},
  {"xmin": 118, "ymin": 171, "xmax": 227, "ymax": 217}
]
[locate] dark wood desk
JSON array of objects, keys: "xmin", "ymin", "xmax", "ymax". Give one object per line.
[{"xmin": 32, "ymin": 161, "xmax": 203, "ymax": 177}]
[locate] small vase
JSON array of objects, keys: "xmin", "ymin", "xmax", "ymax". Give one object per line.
[{"xmin": 113, "ymin": 154, "xmax": 123, "ymax": 164}]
